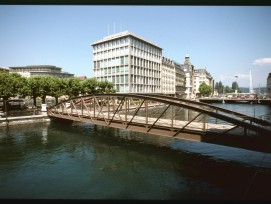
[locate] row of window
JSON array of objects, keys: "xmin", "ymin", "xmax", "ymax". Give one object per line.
[
  {"xmin": 130, "ymin": 37, "xmax": 162, "ymax": 55},
  {"xmin": 130, "ymin": 46, "xmax": 161, "ymax": 62},
  {"xmin": 130, "ymin": 57, "xmax": 161, "ymax": 68},
  {"xmin": 93, "ymin": 46, "xmax": 161, "ymax": 63},
  {"xmin": 129, "ymin": 85, "xmax": 160, "ymax": 93},
  {"xmin": 94, "ymin": 56, "xmax": 129, "ymax": 69},
  {"xmin": 94, "ymin": 55, "xmax": 161, "ymax": 70},
  {"xmin": 162, "ymin": 70, "xmax": 175, "ymax": 76},
  {"xmin": 194, "ymin": 79, "xmax": 211, "ymax": 84},
  {"xmin": 94, "ymin": 66, "xmax": 160, "ymax": 78},
  {"xmin": 94, "ymin": 66, "xmax": 129, "ymax": 76},
  {"xmin": 93, "ymin": 37, "xmax": 129, "ymax": 52},
  {"xmin": 93, "ymin": 46, "xmax": 129, "ymax": 60},
  {"xmin": 162, "ymin": 80, "xmax": 175, "ymax": 84},
  {"xmin": 96, "ymin": 75, "xmax": 160, "ymax": 86},
  {"xmin": 114, "ymin": 85, "xmax": 161, "ymax": 93}
]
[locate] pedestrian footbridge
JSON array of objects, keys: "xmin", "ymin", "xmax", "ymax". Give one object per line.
[{"xmin": 47, "ymin": 93, "xmax": 271, "ymax": 153}]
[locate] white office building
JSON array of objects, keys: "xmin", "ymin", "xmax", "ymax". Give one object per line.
[{"xmin": 92, "ymin": 31, "xmax": 163, "ymax": 93}]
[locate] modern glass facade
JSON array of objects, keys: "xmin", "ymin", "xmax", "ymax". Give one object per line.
[{"xmin": 92, "ymin": 31, "xmax": 162, "ymax": 93}]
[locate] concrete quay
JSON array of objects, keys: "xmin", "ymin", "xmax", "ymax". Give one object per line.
[{"xmin": 0, "ymin": 114, "xmax": 51, "ymax": 127}]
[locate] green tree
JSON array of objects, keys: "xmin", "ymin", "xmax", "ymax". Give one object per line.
[
  {"xmin": 0, "ymin": 72, "xmax": 26, "ymax": 100},
  {"xmin": 199, "ymin": 82, "xmax": 212, "ymax": 97},
  {"xmin": 215, "ymin": 81, "xmax": 224, "ymax": 94},
  {"xmin": 27, "ymin": 76, "xmax": 43, "ymax": 107},
  {"xmin": 64, "ymin": 78, "xmax": 82, "ymax": 99},
  {"xmin": 225, "ymin": 85, "xmax": 232, "ymax": 93},
  {"xmin": 81, "ymin": 78, "xmax": 99, "ymax": 94},
  {"xmin": 38, "ymin": 76, "xmax": 56, "ymax": 104},
  {"xmin": 97, "ymin": 80, "xmax": 116, "ymax": 93},
  {"xmin": 232, "ymin": 81, "xmax": 241, "ymax": 93},
  {"xmin": 50, "ymin": 77, "xmax": 67, "ymax": 104}
]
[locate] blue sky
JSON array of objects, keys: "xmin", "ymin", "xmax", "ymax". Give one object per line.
[{"xmin": 0, "ymin": 5, "xmax": 271, "ymax": 88}]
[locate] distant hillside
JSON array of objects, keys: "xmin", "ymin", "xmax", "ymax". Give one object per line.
[{"xmin": 239, "ymin": 87, "xmax": 267, "ymax": 94}]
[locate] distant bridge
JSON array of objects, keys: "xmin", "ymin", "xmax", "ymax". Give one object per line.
[
  {"xmin": 47, "ymin": 94, "xmax": 271, "ymax": 153},
  {"xmin": 199, "ymin": 98, "xmax": 271, "ymax": 105}
]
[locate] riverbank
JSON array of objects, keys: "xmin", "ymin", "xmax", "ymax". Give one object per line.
[{"xmin": 0, "ymin": 114, "xmax": 50, "ymax": 127}]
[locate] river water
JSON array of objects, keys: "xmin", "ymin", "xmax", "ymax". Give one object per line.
[{"xmin": 0, "ymin": 103, "xmax": 271, "ymax": 200}]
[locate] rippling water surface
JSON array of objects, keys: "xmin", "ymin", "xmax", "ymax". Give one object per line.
[{"xmin": 0, "ymin": 104, "xmax": 271, "ymax": 200}]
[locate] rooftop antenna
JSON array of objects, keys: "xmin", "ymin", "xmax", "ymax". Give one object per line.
[
  {"xmin": 107, "ymin": 24, "xmax": 109, "ymax": 36},
  {"xmin": 114, "ymin": 22, "xmax": 115, "ymax": 34},
  {"xmin": 120, "ymin": 21, "xmax": 122, "ymax": 32}
]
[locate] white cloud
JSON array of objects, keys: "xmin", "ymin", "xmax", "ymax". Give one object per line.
[{"xmin": 252, "ymin": 58, "xmax": 271, "ymax": 66}]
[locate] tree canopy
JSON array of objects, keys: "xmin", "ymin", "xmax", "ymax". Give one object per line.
[
  {"xmin": 199, "ymin": 82, "xmax": 212, "ymax": 96},
  {"xmin": 0, "ymin": 72, "xmax": 26, "ymax": 100},
  {"xmin": 0, "ymin": 72, "xmax": 116, "ymax": 107},
  {"xmin": 214, "ymin": 81, "xmax": 239, "ymax": 94}
]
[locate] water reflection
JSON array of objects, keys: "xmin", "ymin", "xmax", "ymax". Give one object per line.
[{"xmin": 41, "ymin": 126, "xmax": 48, "ymax": 144}]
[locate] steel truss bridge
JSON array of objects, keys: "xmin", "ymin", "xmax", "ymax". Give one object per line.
[{"xmin": 47, "ymin": 93, "xmax": 271, "ymax": 153}]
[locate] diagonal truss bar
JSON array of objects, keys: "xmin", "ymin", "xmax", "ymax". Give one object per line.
[
  {"xmin": 173, "ymin": 112, "xmax": 203, "ymax": 137},
  {"xmin": 93, "ymin": 96, "xmax": 109, "ymax": 125},
  {"xmin": 114, "ymin": 99, "xmax": 126, "ymax": 123},
  {"xmin": 93, "ymin": 96, "xmax": 104, "ymax": 118},
  {"xmin": 61, "ymin": 102, "xmax": 73, "ymax": 120},
  {"xmin": 82, "ymin": 97, "xmax": 95, "ymax": 123},
  {"xmin": 70, "ymin": 100, "xmax": 81, "ymax": 121},
  {"xmin": 108, "ymin": 96, "xmax": 125, "ymax": 125},
  {"xmin": 125, "ymin": 99, "xmax": 145, "ymax": 129},
  {"xmin": 147, "ymin": 104, "xmax": 170, "ymax": 133}
]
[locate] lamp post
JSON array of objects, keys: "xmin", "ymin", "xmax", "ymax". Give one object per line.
[{"xmin": 235, "ymin": 75, "xmax": 238, "ymax": 94}]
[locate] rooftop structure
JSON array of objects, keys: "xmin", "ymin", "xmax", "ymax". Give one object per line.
[{"xmin": 9, "ymin": 65, "xmax": 74, "ymax": 78}]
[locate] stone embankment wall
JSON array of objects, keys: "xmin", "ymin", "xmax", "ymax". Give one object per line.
[{"xmin": 0, "ymin": 114, "xmax": 51, "ymax": 127}]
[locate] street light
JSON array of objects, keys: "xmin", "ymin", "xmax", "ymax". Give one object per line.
[{"xmin": 235, "ymin": 75, "xmax": 238, "ymax": 94}]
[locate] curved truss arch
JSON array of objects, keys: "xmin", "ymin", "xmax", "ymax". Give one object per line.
[{"xmin": 48, "ymin": 93, "xmax": 271, "ymax": 153}]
